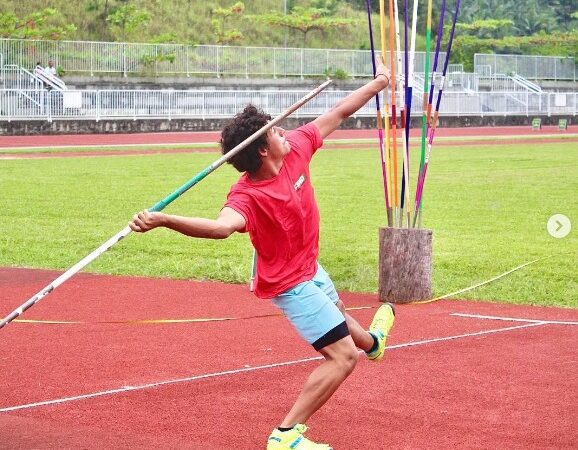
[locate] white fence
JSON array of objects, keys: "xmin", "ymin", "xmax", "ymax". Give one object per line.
[
  {"xmin": 474, "ymin": 53, "xmax": 576, "ymax": 81},
  {"xmin": 0, "ymin": 38, "xmax": 449, "ymax": 78},
  {"xmin": 1, "ymin": 89, "xmax": 575, "ymax": 121},
  {"xmin": 1, "ymin": 38, "xmax": 575, "ymax": 81}
]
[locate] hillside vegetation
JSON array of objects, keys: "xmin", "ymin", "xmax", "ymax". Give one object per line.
[
  {"xmin": 1, "ymin": 0, "xmax": 380, "ymax": 49},
  {"xmin": 0, "ymin": 0, "xmax": 576, "ymax": 65}
]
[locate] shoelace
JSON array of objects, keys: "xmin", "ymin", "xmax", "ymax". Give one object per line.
[
  {"xmin": 293, "ymin": 424, "xmax": 308, "ymax": 434},
  {"xmin": 373, "ymin": 307, "xmax": 393, "ymax": 333}
]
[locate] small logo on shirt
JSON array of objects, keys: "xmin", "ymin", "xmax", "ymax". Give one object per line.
[{"xmin": 294, "ymin": 174, "xmax": 306, "ymax": 191}]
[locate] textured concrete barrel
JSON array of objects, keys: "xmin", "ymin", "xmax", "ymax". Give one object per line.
[{"xmin": 378, "ymin": 227, "xmax": 432, "ymax": 303}]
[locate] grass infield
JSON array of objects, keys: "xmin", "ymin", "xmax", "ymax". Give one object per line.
[{"xmin": 1, "ymin": 141, "xmax": 576, "ymax": 308}]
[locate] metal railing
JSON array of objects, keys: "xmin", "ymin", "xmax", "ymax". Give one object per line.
[
  {"xmin": 477, "ymin": 74, "xmax": 541, "ymax": 93},
  {"xmin": 474, "ymin": 53, "xmax": 576, "ymax": 81},
  {"xmin": 32, "ymin": 67, "xmax": 67, "ymax": 91},
  {"xmin": 0, "ymin": 38, "xmax": 448, "ymax": 78},
  {"xmin": 3, "ymin": 37, "xmax": 575, "ymax": 83},
  {"xmin": 1, "ymin": 65, "xmax": 44, "ymax": 90},
  {"xmin": 511, "ymin": 74, "xmax": 542, "ymax": 93},
  {"xmin": 1, "ymin": 89, "xmax": 575, "ymax": 122}
]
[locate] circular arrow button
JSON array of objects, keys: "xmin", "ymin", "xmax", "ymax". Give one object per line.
[{"xmin": 547, "ymin": 214, "xmax": 571, "ymax": 239}]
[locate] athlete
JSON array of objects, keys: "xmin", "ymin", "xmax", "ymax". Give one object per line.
[{"xmin": 129, "ymin": 60, "xmax": 395, "ymax": 450}]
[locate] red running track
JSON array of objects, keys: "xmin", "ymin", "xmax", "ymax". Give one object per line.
[
  {"xmin": 0, "ymin": 125, "xmax": 576, "ymax": 148},
  {"xmin": 1, "ymin": 268, "xmax": 577, "ymax": 449}
]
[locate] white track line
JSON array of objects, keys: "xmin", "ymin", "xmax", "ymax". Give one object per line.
[
  {"xmin": 452, "ymin": 313, "xmax": 578, "ymax": 326},
  {"xmin": 0, "ymin": 321, "xmax": 545, "ymax": 413},
  {"xmin": 2, "ymin": 133, "xmax": 576, "ymax": 152}
]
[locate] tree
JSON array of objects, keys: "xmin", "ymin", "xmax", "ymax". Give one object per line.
[
  {"xmin": 250, "ymin": 6, "xmax": 357, "ymax": 47},
  {"xmin": 456, "ymin": 19, "xmax": 514, "ymax": 40},
  {"xmin": 508, "ymin": 1, "xmax": 557, "ymax": 35},
  {"xmin": 210, "ymin": 2, "xmax": 245, "ymax": 45},
  {"xmin": 458, "ymin": 0, "xmax": 563, "ymax": 36},
  {"xmin": 343, "ymin": 0, "xmax": 379, "ymax": 12},
  {"xmin": 106, "ymin": 4, "xmax": 151, "ymax": 41},
  {"xmin": 86, "ymin": 0, "xmax": 114, "ymax": 22},
  {"xmin": 452, "ymin": 31, "xmax": 578, "ymax": 71},
  {"xmin": 0, "ymin": 8, "xmax": 76, "ymax": 39},
  {"xmin": 311, "ymin": 0, "xmax": 342, "ymax": 15},
  {"xmin": 86, "ymin": 0, "xmax": 124, "ymax": 39},
  {"xmin": 550, "ymin": 0, "xmax": 578, "ymax": 30}
]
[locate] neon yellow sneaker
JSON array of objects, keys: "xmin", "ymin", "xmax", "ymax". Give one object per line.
[
  {"xmin": 366, "ymin": 303, "xmax": 395, "ymax": 361},
  {"xmin": 267, "ymin": 424, "xmax": 332, "ymax": 449}
]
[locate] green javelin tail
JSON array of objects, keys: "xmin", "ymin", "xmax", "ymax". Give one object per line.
[
  {"xmin": 416, "ymin": 0, "xmax": 433, "ymax": 228},
  {"xmin": 149, "ymin": 166, "xmax": 213, "ymax": 212},
  {"xmin": 0, "ymin": 80, "xmax": 333, "ymax": 332}
]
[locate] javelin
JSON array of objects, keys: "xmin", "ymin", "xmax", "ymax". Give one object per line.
[
  {"xmin": 0, "ymin": 79, "xmax": 333, "ymax": 331},
  {"xmin": 413, "ymin": 0, "xmax": 446, "ymax": 228},
  {"xmin": 426, "ymin": 0, "xmax": 447, "ymax": 126},
  {"xmin": 399, "ymin": 0, "xmax": 417, "ymax": 227},
  {"xmin": 404, "ymin": 0, "xmax": 419, "ymax": 226},
  {"xmin": 393, "ymin": 0, "xmax": 404, "ymax": 223},
  {"xmin": 413, "ymin": 0, "xmax": 461, "ymax": 224},
  {"xmin": 378, "ymin": 0, "xmax": 394, "ymax": 223},
  {"xmin": 388, "ymin": 0, "xmax": 400, "ymax": 221},
  {"xmin": 365, "ymin": 0, "xmax": 393, "ymax": 227},
  {"xmin": 415, "ymin": 0, "xmax": 433, "ymax": 229}
]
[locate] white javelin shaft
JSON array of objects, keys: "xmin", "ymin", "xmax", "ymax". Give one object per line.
[
  {"xmin": 1, "ymin": 79, "xmax": 333, "ymax": 331},
  {"xmin": 0, "ymin": 228, "xmax": 132, "ymax": 330},
  {"xmin": 393, "ymin": 0, "xmax": 403, "ymax": 90}
]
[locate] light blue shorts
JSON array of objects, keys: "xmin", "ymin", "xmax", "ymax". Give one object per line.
[{"xmin": 272, "ymin": 263, "xmax": 348, "ymax": 350}]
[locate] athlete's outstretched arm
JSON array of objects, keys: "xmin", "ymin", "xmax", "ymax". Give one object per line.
[
  {"xmin": 313, "ymin": 60, "xmax": 390, "ymax": 139},
  {"xmin": 129, "ymin": 206, "xmax": 246, "ymax": 240}
]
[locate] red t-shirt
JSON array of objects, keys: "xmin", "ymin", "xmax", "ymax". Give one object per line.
[{"xmin": 224, "ymin": 122, "xmax": 323, "ymax": 298}]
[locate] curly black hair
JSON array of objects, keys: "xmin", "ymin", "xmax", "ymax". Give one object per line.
[{"xmin": 220, "ymin": 104, "xmax": 271, "ymax": 174}]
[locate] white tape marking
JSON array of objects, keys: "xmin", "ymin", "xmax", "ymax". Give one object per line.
[
  {"xmin": 0, "ymin": 322, "xmax": 545, "ymax": 413},
  {"xmin": 452, "ymin": 313, "xmax": 578, "ymax": 326}
]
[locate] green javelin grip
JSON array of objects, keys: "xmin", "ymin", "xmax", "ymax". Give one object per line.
[{"xmin": 0, "ymin": 80, "xmax": 333, "ymax": 331}]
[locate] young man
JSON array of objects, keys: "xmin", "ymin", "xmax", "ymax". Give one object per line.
[
  {"xmin": 44, "ymin": 60, "xmax": 57, "ymax": 77},
  {"xmin": 129, "ymin": 61, "xmax": 395, "ymax": 450}
]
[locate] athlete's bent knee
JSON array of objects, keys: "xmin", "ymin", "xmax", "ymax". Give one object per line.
[{"xmin": 335, "ymin": 344, "xmax": 359, "ymax": 374}]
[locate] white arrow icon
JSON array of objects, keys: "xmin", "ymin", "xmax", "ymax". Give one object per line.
[{"xmin": 547, "ymin": 214, "xmax": 571, "ymax": 239}]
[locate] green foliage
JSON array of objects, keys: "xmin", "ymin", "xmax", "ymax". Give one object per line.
[
  {"xmin": 84, "ymin": 0, "xmax": 127, "ymax": 40},
  {"xmin": 452, "ymin": 31, "xmax": 578, "ymax": 71},
  {"xmin": 249, "ymin": 6, "xmax": 358, "ymax": 47},
  {"xmin": 0, "ymin": 1, "xmax": 392, "ymax": 50},
  {"xmin": 0, "ymin": 7, "xmax": 76, "ymax": 39},
  {"xmin": 458, "ymin": 0, "xmax": 572, "ymax": 36},
  {"xmin": 345, "ymin": 0, "xmax": 378, "ymax": 12},
  {"xmin": 323, "ymin": 66, "xmax": 349, "ymax": 79},
  {"xmin": 211, "ymin": 1, "xmax": 244, "ymax": 17},
  {"xmin": 456, "ymin": 19, "xmax": 514, "ymax": 39},
  {"xmin": 210, "ymin": 2, "xmax": 244, "ymax": 45},
  {"xmin": 0, "ymin": 0, "xmax": 575, "ymax": 60},
  {"xmin": 106, "ymin": 4, "xmax": 151, "ymax": 41},
  {"xmin": 139, "ymin": 52, "xmax": 176, "ymax": 67},
  {"xmin": 310, "ymin": 0, "xmax": 342, "ymax": 15},
  {"xmin": 148, "ymin": 32, "xmax": 179, "ymax": 44}
]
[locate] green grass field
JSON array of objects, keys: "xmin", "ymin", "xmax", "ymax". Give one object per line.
[{"xmin": 1, "ymin": 140, "xmax": 576, "ymax": 308}]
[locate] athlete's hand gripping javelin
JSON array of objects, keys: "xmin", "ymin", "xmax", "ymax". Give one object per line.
[{"xmin": 374, "ymin": 57, "xmax": 391, "ymax": 85}]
